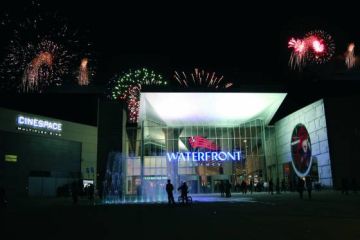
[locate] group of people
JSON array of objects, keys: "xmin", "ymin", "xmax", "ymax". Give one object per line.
[
  {"xmin": 166, "ymin": 180, "xmax": 190, "ymax": 204},
  {"xmin": 341, "ymin": 178, "xmax": 358, "ymax": 195},
  {"xmin": 219, "ymin": 180, "xmax": 232, "ymax": 197},
  {"xmin": 296, "ymin": 176, "xmax": 313, "ymax": 199}
]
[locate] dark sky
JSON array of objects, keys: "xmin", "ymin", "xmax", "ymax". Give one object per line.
[{"xmin": 1, "ymin": 1, "xmax": 360, "ymax": 125}]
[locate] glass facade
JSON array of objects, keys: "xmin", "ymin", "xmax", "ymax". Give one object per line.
[{"xmin": 124, "ymin": 119, "xmax": 267, "ymax": 199}]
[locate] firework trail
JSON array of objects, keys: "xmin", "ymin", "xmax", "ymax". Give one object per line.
[
  {"xmin": 288, "ymin": 30, "xmax": 335, "ymax": 71},
  {"xmin": 174, "ymin": 68, "xmax": 231, "ymax": 88},
  {"xmin": 109, "ymin": 68, "xmax": 167, "ymax": 123},
  {"xmin": 288, "ymin": 38, "xmax": 306, "ymax": 70},
  {"xmin": 345, "ymin": 43, "xmax": 355, "ymax": 69},
  {"xmin": 22, "ymin": 51, "xmax": 53, "ymax": 92},
  {"xmin": 78, "ymin": 58, "xmax": 89, "ymax": 86}
]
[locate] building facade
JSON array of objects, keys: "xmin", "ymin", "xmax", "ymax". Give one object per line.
[{"xmin": 0, "ymin": 107, "xmax": 97, "ymax": 197}]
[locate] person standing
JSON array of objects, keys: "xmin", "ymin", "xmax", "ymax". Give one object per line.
[
  {"xmin": 166, "ymin": 179, "xmax": 175, "ymax": 204},
  {"xmin": 305, "ymin": 176, "xmax": 312, "ymax": 199},
  {"xmin": 225, "ymin": 180, "xmax": 232, "ymax": 198},
  {"xmin": 219, "ymin": 181, "xmax": 225, "ymax": 197},
  {"xmin": 178, "ymin": 182, "xmax": 189, "ymax": 204},
  {"xmin": 250, "ymin": 179, "xmax": 254, "ymax": 194},
  {"xmin": 298, "ymin": 177, "xmax": 305, "ymax": 199},
  {"xmin": 269, "ymin": 179, "xmax": 274, "ymax": 195}
]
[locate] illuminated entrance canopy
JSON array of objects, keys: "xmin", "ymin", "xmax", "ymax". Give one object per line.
[
  {"xmin": 140, "ymin": 92, "xmax": 287, "ymax": 126},
  {"xmin": 17, "ymin": 115, "xmax": 62, "ymax": 131},
  {"xmin": 166, "ymin": 151, "xmax": 243, "ymax": 162}
]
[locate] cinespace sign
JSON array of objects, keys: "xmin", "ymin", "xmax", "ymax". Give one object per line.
[
  {"xmin": 166, "ymin": 135, "xmax": 243, "ymax": 162},
  {"xmin": 17, "ymin": 115, "xmax": 62, "ymax": 132}
]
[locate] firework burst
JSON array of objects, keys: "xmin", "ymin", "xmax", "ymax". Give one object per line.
[
  {"xmin": 174, "ymin": 68, "xmax": 231, "ymax": 88},
  {"xmin": 345, "ymin": 43, "xmax": 356, "ymax": 69},
  {"xmin": 288, "ymin": 30, "xmax": 335, "ymax": 70},
  {"xmin": 0, "ymin": 2, "xmax": 92, "ymax": 92},
  {"xmin": 77, "ymin": 57, "xmax": 95, "ymax": 86},
  {"xmin": 304, "ymin": 30, "xmax": 335, "ymax": 64},
  {"xmin": 109, "ymin": 68, "xmax": 167, "ymax": 123},
  {"xmin": 288, "ymin": 38, "xmax": 307, "ymax": 70}
]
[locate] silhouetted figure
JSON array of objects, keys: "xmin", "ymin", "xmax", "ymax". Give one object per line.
[
  {"xmin": 136, "ymin": 185, "xmax": 142, "ymax": 196},
  {"xmin": 219, "ymin": 181, "xmax": 225, "ymax": 197},
  {"xmin": 225, "ymin": 180, "xmax": 232, "ymax": 198},
  {"xmin": 235, "ymin": 183, "xmax": 241, "ymax": 192},
  {"xmin": 351, "ymin": 178, "xmax": 358, "ymax": 194},
  {"xmin": 276, "ymin": 178, "xmax": 280, "ymax": 194},
  {"xmin": 71, "ymin": 181, "xmax": 79, "ymax": 204},
  {"xmin": 241, "ymin": 180, "xmax": 247, "ymax": 194},
  {"xmin": 268, "ymin": 179, "xmax": 274, "ymax": 195},
  {"xmin": 0, "ymin": 187, "xmax": 7, "ymax": 208},
  {"xmin": 297, "ymin": 178, "xmax": 305, "ymax": 199},
  {"xmin": 178, "ymin": 182, "xmax": 189, "ymax": 204},
  {"xmin": 281, "ymin": 178, "xmax": 286, "ymax": 192},
  {"xmin": 305, "ymin": 176, "xmax": 312, "ymax": 199},
  {"xmin": 88, "ymin": 184, "xmax": 94, "ymax": 201},
  {"xmin": 314, "ymin": 182, "xmax": 321, "ymax": 192},
  {"xmin": 341, "ymin": 178, "xmax": 349, "ymax": 195},
  {"xmin": 289, "ymin": 180, "xmax": 294, "ymax": 192},
  {"xmin": 166, "ymin": 179, "xmax": 175, "ymax": 204},
  {"xmin": 249, "ymin": 179, "xmax": 254, "ymax": 194}
]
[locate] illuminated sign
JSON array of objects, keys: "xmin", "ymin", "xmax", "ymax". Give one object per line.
[
  {"xmin": 5, "ymin": 154, "xmax": 17, "ymax": 162},
  {"xmin": 291, "ymin": 123, "xmax": 312, "ymax": 177},
  {"xmin": 166, "ymin": 151, "xmax": 243, "ymax": 162},
  {"xmin": 189, "ymin": 136, "xmax": 219, "ymax": 150},
  {"xmin": 16, "ymin": 115, "xmax": 62, "ymax": 136}
]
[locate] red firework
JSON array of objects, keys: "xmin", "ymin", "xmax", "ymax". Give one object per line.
[{"xmin": 288, "ymin": 30, "xmax": 335, "ymax": 70}]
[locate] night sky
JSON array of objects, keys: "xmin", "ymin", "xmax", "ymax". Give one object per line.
[{"xmin": 1, "ymin": 1, "xmax": 360, "ymax": 125}]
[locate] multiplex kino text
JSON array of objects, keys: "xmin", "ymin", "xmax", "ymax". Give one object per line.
[{"xmin": 166, "ymin": 151, "xmax": 243, "ymax": 162}]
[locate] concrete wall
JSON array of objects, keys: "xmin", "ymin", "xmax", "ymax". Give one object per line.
[
  {"xmin": 274, "ymin": 99, "xmax": 332, "ymax": 187},
  {"xmin": 324, "ymin": 95, "xmax": 360, "ymax": 189}
]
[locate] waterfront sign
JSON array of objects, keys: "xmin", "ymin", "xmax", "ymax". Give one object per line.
[{"xmin": 166, "ymin": 151, "xmax": 243, "ymax": 162}]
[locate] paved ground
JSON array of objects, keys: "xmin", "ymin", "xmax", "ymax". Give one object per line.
[{"xmin": 1, "ymin": 191, "xmax": 359, "ymax": 240}]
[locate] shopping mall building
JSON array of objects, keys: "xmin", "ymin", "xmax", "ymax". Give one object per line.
[
  {"xmin": 1, "ymin": 90, "xmax": 357, "ymax": 200},
  {"xmin": 98, "ymin": 90, "xmax": 350, "ymax": 202}
]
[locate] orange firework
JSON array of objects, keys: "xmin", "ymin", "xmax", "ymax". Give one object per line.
[
  {"xmin": 78, "ymin": 58, "xmax": 89, "ymax": 86},
  {"xmin": 22, "ymin": 52, "xmax": 53, "ymax": 92}
]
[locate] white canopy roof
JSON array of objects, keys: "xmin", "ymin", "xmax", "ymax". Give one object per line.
[{"xmin": 139, "ymin": 92, "xmax": 287, "ymax": 126}]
